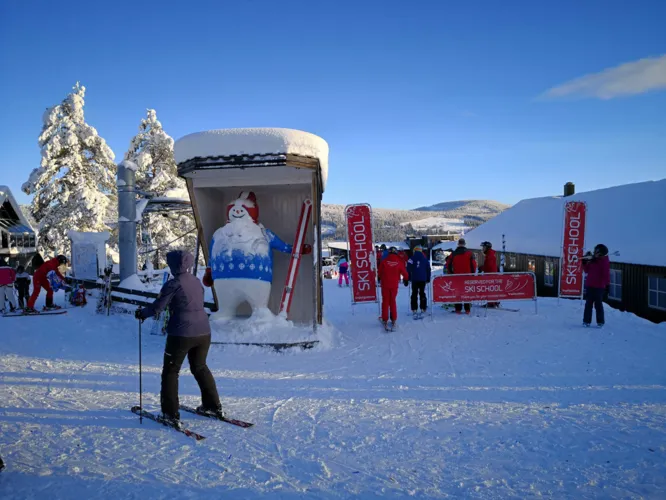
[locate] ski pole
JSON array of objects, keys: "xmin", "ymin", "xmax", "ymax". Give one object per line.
[{"xmin": 137, "ymin": 307, "xmax": 143, "ymax": 424}]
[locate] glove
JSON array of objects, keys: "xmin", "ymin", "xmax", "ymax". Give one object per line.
[
  {"xmin": 403, "ymin": 280, "xmax": 409, "ymax": 287},
  {"xmin": 301, "ymin": 244, "xmax": 312, "ymax": 255},
  {"xmin": 134, "ymin": 309, "xmax": 144, "ymax": 322},
  {"xmin": 202, "ymin": 267, "xmax": 213, "ymax": 287}
]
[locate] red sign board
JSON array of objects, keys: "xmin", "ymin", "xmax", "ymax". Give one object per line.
[
  {"xmin": 345, "ymin": 204, "xmax": 377, "ymax": 303},
  {"xmin": 559, "ymin": 201, "xmax": 587, "ymax": 297},
  {"xmin": 432, "ymin": 273, "xmax": 536, "ymax": 303}
]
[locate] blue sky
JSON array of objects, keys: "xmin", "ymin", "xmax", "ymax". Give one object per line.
[{"xmin": 1, "ymin": 0, "xmax": 665, "ymax": 209}]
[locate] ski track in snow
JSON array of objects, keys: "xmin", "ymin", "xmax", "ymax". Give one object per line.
[{"xmin": 1, "ymin": 284, "xmax": 666, "ymax": 498}]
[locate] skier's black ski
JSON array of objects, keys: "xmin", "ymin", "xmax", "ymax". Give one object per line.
[
  {"xmin": 130, "ymin": 406, "xmax": 206, "ymax": 440},
  {"xmin": 210, "ymin": 341, "xmax": 317, "ymax": 351},
  {"xmin": 0, "ymin": 455, "xmax": 5, "ymax": 472},
  {"xmin": 179, "ymin": 404, "xmax": 254, "ymax": 428},
  {"xmin": 3, "ymin": 309, "xmax": 67, "ymax": 317}
]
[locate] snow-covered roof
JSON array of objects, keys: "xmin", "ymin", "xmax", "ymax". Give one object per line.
[
  {"xmin": 462, "ymin": 179, "xmax": 666, "ymax": 267},
  {"xmin": 0, "ymin": 185, "xmax": 35, "ymax": 234},
  {"xmin": 174, "ymin": 128, "xmax": 329, "ymax": 190}
]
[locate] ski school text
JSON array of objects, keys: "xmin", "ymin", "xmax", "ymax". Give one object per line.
[
  {"xmin": 349, "ymin": 218, "xmax": 372, "ymax": 291},
  {"xmin": 563, "ymin": 212, "xmax": 583, "ymax": 285},
  {"xmin": 345, "ymin": 204, "xmax": 377, "ymax": 303}
]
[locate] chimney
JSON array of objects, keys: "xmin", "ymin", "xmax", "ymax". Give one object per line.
[{"xmin": 564, "ymin": 182, "xmax": 575, "ymax": 197}]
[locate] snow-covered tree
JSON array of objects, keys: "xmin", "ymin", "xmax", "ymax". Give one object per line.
[
  {"xmin": 124, "ymin": 109, "xmax": 197, "ymax": 268},
  {"xmin": 22, "ymin": 83, "xmax": 116, "ymax": 255}
]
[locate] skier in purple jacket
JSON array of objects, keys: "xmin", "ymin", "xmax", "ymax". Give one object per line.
[
  {"xmin": 582, "ymin": 244, "xmax": 611, "ymax": 327},
  {"xmin": 136, "ymin": 250, "xmax": 222, "ymax": 426}
]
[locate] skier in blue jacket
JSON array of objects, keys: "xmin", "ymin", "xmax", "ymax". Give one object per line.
[
  {"xmin": 407, "ymin": 245, "xmax": 431, "ymax": 317},
  {"xmin": 136, "ymin": 250, "xmax": 222, "ymax": 427}
]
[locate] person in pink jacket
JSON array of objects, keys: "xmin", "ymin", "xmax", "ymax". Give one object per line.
[{"xmin": 582, "ymin": 244, "xmax": 611, "ymax": 327}]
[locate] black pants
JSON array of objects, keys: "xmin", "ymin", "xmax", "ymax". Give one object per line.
[
  {"xmin": 583, "ymin": 287, "xmax": 605, "ymax": 325},
  {"xmin": 161, "ymin": 334, "xmax": 220, "ymax": 418},
  {"xmin": 454, "ymin": 303, "xmax": 471, "ymax": 313},
  {"xmin": 411, "ymin": 281, "xmax": 428, "ymax": 311},
  {"xmin": 17, "ymin": 284, "xmax": 29, "ymax": 309}
]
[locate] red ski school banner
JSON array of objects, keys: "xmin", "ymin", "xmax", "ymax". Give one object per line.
[
  {"xmin": 432, "ymin": 273, "xmax": 536, "ymax": 304},
  {"xmin": 559, "ymin": 201, "xmax": 587, "ymax": 298},
  {"xmin": 345, "ymin": 204, "xmax": 378, "ymax": 304}
]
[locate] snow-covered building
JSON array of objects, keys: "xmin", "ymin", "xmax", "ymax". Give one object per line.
[
  {"xmin": 462, "ymin": 180, "xmax": 666, "ymax": 323},
  {"xmin": 0, "ymin": 185, "xmax": 37, "ymax": 268},
  {"xmin": 175, "ymin": 128, "xmax": 328, "ymax": 327}
]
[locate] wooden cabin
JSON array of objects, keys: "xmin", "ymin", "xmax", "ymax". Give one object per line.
[
  {"xmin": 462, "ymin": 180, "xmax": 666, "ymax": 323},
  {"xmin": 0, "ymin": 185, "xmax": 37, "ymax": 269}
]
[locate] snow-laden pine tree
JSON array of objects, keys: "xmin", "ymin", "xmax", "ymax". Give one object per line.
[
  {"xmin": 124, "ymin": 109, "xmax": 196, "ymax": 268},
  {"xmin": 22, "ymin": 83, "xmax": 116, "ymax": 255}
]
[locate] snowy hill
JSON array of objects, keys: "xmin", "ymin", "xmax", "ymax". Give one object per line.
[
  {"xmin": 321, "ymin": 199, "xmax": 507, "ymax": 241},
  {"xmin": 414, "ymin": 199, "xmax": 510, "ymax": 219}
]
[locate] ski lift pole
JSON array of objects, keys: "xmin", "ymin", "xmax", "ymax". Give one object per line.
[{"xmin": 137, "ymin": 307, "xmax": 143, "ymax": 424}]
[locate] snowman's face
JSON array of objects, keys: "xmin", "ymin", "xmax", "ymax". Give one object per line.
[{"xmin": 228, "ymin": 201, "xmax": 252, "ymax": 222}]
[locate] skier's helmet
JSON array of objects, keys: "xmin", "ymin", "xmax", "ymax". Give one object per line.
[
  {"xmin": 481, "ymin": 241, "xmax": 492, "ymax": 250},
  {"xmin": 380, "ymin": 244, "xmax": 387, "ymax": 250},
  {"xmin": 388, "ymin": 246, "xmax": 398, "ymax": 254},
  {"xmin": 57, "ymin": 255, "xmax": 68, "ymax": 265},
  {"xmin": 593, "ymin": 244, "xmax": 608, "ymax": 257}
]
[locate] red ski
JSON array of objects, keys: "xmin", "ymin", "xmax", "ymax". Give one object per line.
[{"xmin": 279, "ymin": 198, "xmax": 313, "ymax": 317}]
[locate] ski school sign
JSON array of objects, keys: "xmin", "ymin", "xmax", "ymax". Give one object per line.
[
  {"xmin": 432, "ymin": 272, "xmax": 537, "ymax": 304},
  {"xmin": 345, "ymin": 204, "xmax": 378, "ymax": 304},
  {"xmin": 559, "ymin": 201, "xmax": 587, "ymax": 298}
]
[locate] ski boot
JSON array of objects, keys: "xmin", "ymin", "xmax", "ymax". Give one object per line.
[
  {"xmin": 23, "ymin": 307, "xmax": 39, "ymax": 314},
  {"xmin": 196, "ymin": 405, "xmax": 227, "ymax": 419},
  {"xmin": 412, "ymin": 311, "xmax": 418, "ymax": 320},
  {"xmin": 582, "ymin": 322, "xmax": 591, "ymax": 328},
  {"xmin": 43, "ymin": 304, "xmax": 62, "ymax": 311},
  {"xmin": 160, "ymin": 412, "xmax": 183, "ymax": 430},
  {"xmin": 389, "ymin": 320, "xmax": 396, "ymax": 331},
  {"xmin": 597, "ymin": 323, "xmax": 604, "ymax": 329}
]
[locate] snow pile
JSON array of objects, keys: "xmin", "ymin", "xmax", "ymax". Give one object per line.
[
  {"xmin": 209, "ymin": 308, "xmax": 337, "ymax": 349},
  {"xmin": 67, "ymin": 230, "xmax": 110, "ymax": 244},
  {"xmin": 465, "ymin": 179, "xmax": 666, "ymax": 266},
  {"xmin": 174, "ymin": 128, "xmax": 329, "ymax": 190},
  {"xmin": 161, "ymin": 187, "xmax": 189, "ymax": 201},
  {"xmin": 118, "ymin": 273, "xmax": 148, "ymax": 291}
]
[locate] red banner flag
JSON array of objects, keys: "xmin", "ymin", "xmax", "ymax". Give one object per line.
[
  {"xmin": 432, "ymin": 273, "xmax": 536, "ymax": 303},
  {"xmin": 345, "ymin": 204, "xmax": 378, "ymax": 303},
  {"xmin": 559, "ymin": 201, "xmax": 587, "ymax": 297}
]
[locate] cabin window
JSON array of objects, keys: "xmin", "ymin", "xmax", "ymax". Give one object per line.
[
  {"xmin": 608, "ymin": 269, "xmax": 622, "ymax": 301},
  {"xmin": 544, "ymin": 261, "xmax": 554, "ymax": 287},
  {"xmin": 509, "ymin": 255, "xmax": 516, "ymax": 270},
  {"xmin": 648, "ymin": 276, "xmax": 666, "ymax": 311},
  {"xmin": 527, "ymin": 259, "xmax": 536, "ymax": 273}
]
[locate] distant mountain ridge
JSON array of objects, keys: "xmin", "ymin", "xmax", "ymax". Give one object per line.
[{"xmin": 321, "ymin": 199, "xmax": 509, "ymax": 242}]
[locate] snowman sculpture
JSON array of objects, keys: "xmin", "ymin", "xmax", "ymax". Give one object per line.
[{"xmin": 203, "ymin": 191, "xmax": 311, "ymax": 321}]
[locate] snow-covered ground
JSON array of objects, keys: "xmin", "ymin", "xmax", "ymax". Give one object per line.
[{"xmin": 1, "ymin": 282, "xmax": 665, "ymax": 499}]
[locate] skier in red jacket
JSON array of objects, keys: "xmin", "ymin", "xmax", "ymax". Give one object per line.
[
  {"xmin": 480, "ymin": 241, "xmax": 499, "ymax": 308},
  {"xmin": 447, "ymin": 239, "xmax": 477, "ymax": 314},
  {"xmin": 26, "ymin": 255, "xmax": 68, "ymax": 312},
  {"xmin": 378, "ymin": 247, "xmax": 409, "ymax": 329}
]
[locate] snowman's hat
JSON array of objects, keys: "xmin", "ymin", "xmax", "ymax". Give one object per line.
[{"xmin": 227, "ymin": 191, "xmax": 259, "ymax": 223}]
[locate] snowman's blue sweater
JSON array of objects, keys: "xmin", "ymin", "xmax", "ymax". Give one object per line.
[{"xmin": 209, "ymin": 229, "xmax": 292, "ymax": 283}]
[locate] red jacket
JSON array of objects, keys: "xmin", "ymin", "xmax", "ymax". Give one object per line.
[
  {"xmin": 378, "ymin": 254, "xmax": 409, "ymax": 288},
  {"xmin": 480, "ymin": 249, "xmax": 498, "ymax": 273},
  {"xmin": 0, "ymin": 266, "xmax": 16, "ymax": 286},
  {"xmin": 583, "ymin": 256, "xmax": 610, "ymax": 289},
  {"xmin": 35, "ymin": 257, "xmax": 65, "ymax": 281},
  {"xmin": 447, "ymin": 247, "xmax": 477, "ymax": 274}
]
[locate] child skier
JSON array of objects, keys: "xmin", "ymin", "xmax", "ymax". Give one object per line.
[
  {"xmin": 480, "ymin": 241, "xmax": 499, "ymax": 308},
  {"xmin": 407, "ymin": 245, "xmax": 431, "ymax": 318},
  {"xmin": 26, "ymin": 255, "xmax": 68, "ymax": 312},
  {"xmin": 136, "ymin": 250, "xmax": 223, "ymax": 427},
  {"xmin": 378, "ymin": 246, "xmax": 409, "ymax": 330},
  {"xmin": 337, "ymin": 257, "xmax": 349, "ymax": 287},
  {"xmin": 0, "ymin": 257, "xmax": 17, "ymax": 313},
  {"xmin": 15, "ymin": 265, "xmax": 31, "ymax": 309}
]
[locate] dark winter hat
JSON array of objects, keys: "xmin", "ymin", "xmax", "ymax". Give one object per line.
[
  {"xmin": 388, "ymin": 246, "xmax": 398, "ymax": 254},
  {"xmin": 457, "ymin": 238, "xmax": 466, "ymax": 247},
  {"xmin": 57, "ymin": 255, "xmax": 68, "ymax": 265},
  {"xmin": 380, "ymin": 244, "xmax": 387, "ymax": 250},
  {"xmin": 481, "ymin": 241, "xmax": 492, "ymax": 249},
  {"xmin": 594, "ymin": 244, "xmax": 609, "ymax": 257},
  {"xmin": 17, "ymin": 265, "xmax": 25, "ymax": 273}
]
